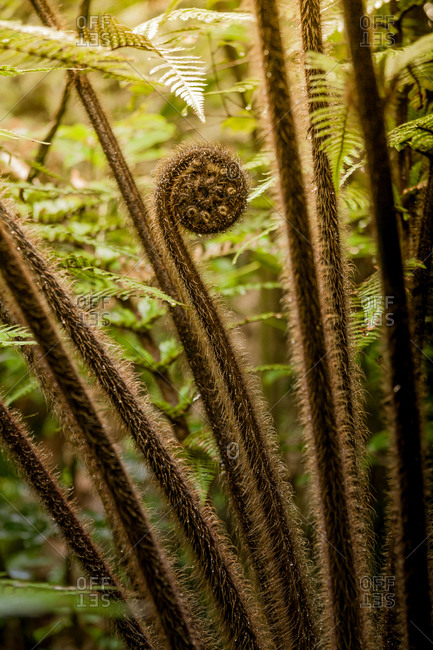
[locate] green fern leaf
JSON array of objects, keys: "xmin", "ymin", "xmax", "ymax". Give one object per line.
[
  {"xmin": 388, "ymin": 113, "xmax": 433, "ymax": 153},
  {"xmin": 307, "ymin": 52, "xmax": 364, "ymax": 191},
  {"xmin": 134, "ymin": 8, "xmax": 253, "ymax": 40},
  {"xmin": 85, "ymin": 15, "xmax": 206, "ymax": 121},
  {"xmin": 0, "ymin": 21, "xmax": 152, "ymax": 89},
  {"xmin": 0, "ymin": 323, "xmax": 35, "ymax": 348}
]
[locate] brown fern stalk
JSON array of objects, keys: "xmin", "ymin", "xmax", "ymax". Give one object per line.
[
  {"xmin": 0, "ymin": 399, "xmax": 155, "ymax": 650},
  {"xmin": 0, "ymin": 217, "xmax": 201, "ymax": 650},
  {"xmin": 298, "ymin": 0, "xmax": 373, "ymax": 610},
  {"xmin": 154, "ymin": 144, "xmax": 317, "ymax": 648},
  {"xmin": 341, "ymin": 1, "xmax": 433, "ymax": 646},
  {"xmin": 251, "ymin": 1, "xmax": 370, "ymax": 647},
  {"xmin": 22, "ymin": 2, "xmax": 316, "ymax": 644},
  {"xmin": 0, "ymin": 206, "xmax": 266, "ymax": 649},
  {"xmin": 298, "ymin": 0, "xmax": 366, "ymax": 480},
  {"xmin": 412, "ymin": 160, "xmax": 433, "ymax": 357},
  {"xmin": 0, "ymin": 294, "xmax": 161, "ymax": 605}
]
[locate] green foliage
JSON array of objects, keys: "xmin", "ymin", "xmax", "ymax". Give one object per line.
[
  {"xmin": 0, "ymin": 0, "xmax": 432, "ymax": 646},
  {"xmin": 0, "ymin": 324, "xmax": 35, "ymax": 348},
  {"xmin": 307, "ymin": 52, "xmax": 364, "ymax": 190},
  {"xmin": 0, "ymin": 21, "xmax": 153, "ymax": 87},
  {"xmin": 389, "ymin": 112, "xmax": 433, "ymax": 152}
]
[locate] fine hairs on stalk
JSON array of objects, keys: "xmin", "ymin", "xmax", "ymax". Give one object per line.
[
  {"xmin": 0, "ymin": 295, "xmax": 152, "ymax": 603},
  {"xmin": 154, "ymin": 143, "xmax": 317, "ymax": 649},
  {"xmin": 298, "ymin": 0, "xmax": 369, "ymax": 491},
  {"xmin": 26, "ymin": 2, "xmax": 314, "ymax": 645},
  {"xmin": 412, "ymin": 161, "xmax": 433, "ymax": 359},
  {"xmin": 0, "ymin": 206, "xmax": 266, "ymax": 649},
  {"xmin": 251, "ymin": 1, "xmax": 371, "ymax": 648},
  {"xmin": 298, "ymin": 0, "xmax": 374, "ymax": 600},
  {"xmin": 0, "ymin": 216, "xmax": 201, "ymax": 650},
  {"xmin": 341, "ymin": 1, "xmax": 432, "ymax": 646},
  {"xmin": 0, "ymin": 399, "xmax": 155, "ymax": 650}
]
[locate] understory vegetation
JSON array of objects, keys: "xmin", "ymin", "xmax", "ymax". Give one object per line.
[{"xmin": 0, "ymin": 0, "xmax": 432, "ymax": 648}]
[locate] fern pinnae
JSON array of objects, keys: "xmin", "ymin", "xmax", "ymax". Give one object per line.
[
  {"xmin": 83, "ymin": 15, "xmax": 206, "ymax": 122},
  {"xmin": 0, "ymin": 399, "xmax": 155, "ymax": 650},
  {"xmin": 154, "ymin": 143, "xmax": 318, "ymax": 648},
  {"xmin": 341, "ymin": 1, "xmax": 432, "ymax": 647},
  {"xmin": 0, "ymin": 214, "xmax": 201, "ymax": 650},
  {"xmin": 0, "ymin": 207, "xmax": 265, "ymax": 649},
  {"xmin": 251, "ymin": 1, "xmax": 371, "ymax": 647}
]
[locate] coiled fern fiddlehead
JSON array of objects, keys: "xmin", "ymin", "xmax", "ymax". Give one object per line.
[{"xmin": 154, "ymin": 144, "xmax": 317, "ymax": 649}]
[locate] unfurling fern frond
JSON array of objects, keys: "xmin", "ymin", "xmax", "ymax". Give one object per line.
[
  {"xmin": 85, "ymin": 16, "xmax": 207, "ymax": 122},
  {"xmin": 307, "ymin": 52, "xmax": 364, "ymax": 190},
  {"xmin": 388, "ymin": 113, "xmax": 433, "ymax": 154}
]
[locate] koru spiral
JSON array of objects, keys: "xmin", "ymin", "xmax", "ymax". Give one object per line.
[{"xmin": 155, "ymin": 144, "xmax": 249, "ymax": 235}]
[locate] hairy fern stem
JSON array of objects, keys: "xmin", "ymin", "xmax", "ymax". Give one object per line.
[
  {"xmin": 412, "ymin": 160, "xmax": 433, "ymax": 358},
  {"xmin": 154, "ymin": 144, "xmax": 317, "ymax": 648},
  {"xmin": 24, "ymin": 2, "xmax": 317, "ymax": 646},
  {"xmin": 0, "ymin": 215, "xmax": 201, "ymax": 650},
  {"xmin": 251, "ymin": 1, "xmax": 370, "ymax": 647},
  {"xmin": 341, "ymin": 1, "xmax": 432, "ymax": 646},
  {"xmin": 0, "ymin": 203, "xmax": 264, "ymax": 648},
  {"xmin": 298, "ymin": 0, "xmax": 373, "ymax": 621},
  {"xmin": 0, "ymin": 399, "xmax": 155, "ymax": 650},
  {"xmin": 0, "ymin": 295, "xmax": 159, "ymax": 603},
  {"xmin": 298, "ymin": 0, "xmax": 368, "ymax": 487}
]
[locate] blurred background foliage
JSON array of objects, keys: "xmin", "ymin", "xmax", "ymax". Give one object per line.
[{"xmin": 0, "ymin": 0, "xmax": 432, "ymax": 646}]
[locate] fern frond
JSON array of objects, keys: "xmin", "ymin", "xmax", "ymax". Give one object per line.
[
  {"xmin": 381, "ymin": 33, "xmax": 433, "ymax": 87},
  {"xmin": 248, "ymin": 174, "xmax": 277, "ymax": 201},
  {"xmin": 134, "ymin": 8, "xmax": 253, "ymax": 41},
  {"xmin": 85, "ymin": 16, "xmax": 206, "ymax": 121},
  {"xmin": 0, "ymin": 128, "xmax": 49, "ymax": 144},
  {"xmin": 0, "ymin": 323, "xmax": 35, "ymax": 347},
  {"xmin": 3, "ymin": 377, "xmax": 39, "ymax": 406},
  {"xmin": 0, "ymin": 21, "xmax": 152, "ymax": 89},
  {"xmin": 388, "ymin": 113, "xmax": 433, "ymax": 153},
  {"xmin": 351, "ymin": 260, "xmax": 421, "ymax": 351},
  {"xmin": 307, "ymin": 52, "xmax": 364, "ymax": 190},
  {"xmin": 70, "ymin": 267, "xmax": 183, "ymax": 307}
]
